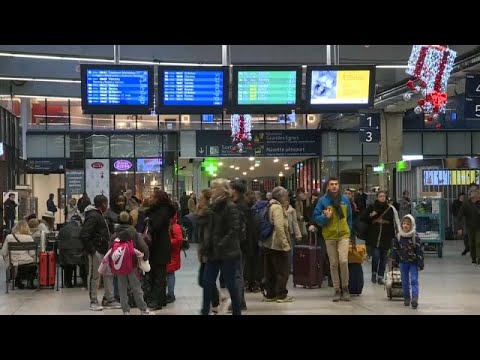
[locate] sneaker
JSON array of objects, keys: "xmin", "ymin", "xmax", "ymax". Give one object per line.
[
  {"xmin": 210, "ymin": 306, "xmax": 219, "ymax": 314},
  {"xmin": 276, "ymin": 296, "xmax": 294, "ymax": 303},
  {"xmin": 341, "ymin": 288, "xmax": 350, "ymax": 301},
  {"xmin": 103, "ymin": 300, "xmax": 122, "ymax": 309},
  {"xmin": 262, "ymin": 296, "xmax": 277, "ymax": 302},
  {"xmin": 147, "ymin": 302, "xmax": 162, "ymax": 310},
  {"xmin": 332, "ymin": 289, "xmax": 342, "ymax": 302},
  {"xmin": 228, "ymin": 303, "xmax": 248, "ymax": 312},
  {"xmin": 141, "ymin": 309, "xmax": 155, "ymax": 315},
  {"xmin": 411, "ymin": 298, "xmax": 418, "ymax": 309},
  {"xmin": 377, "ymin": 278, "xmax": 385, "ymax": 286},
  {"xmin": 461, "ymin": 250, "xmax": 468, "ymax": 256},
  {"xmin": 166, "ymin": 294, "xmax": 176, "ymax": 303},
  {"xmin": 404, "ymin": 298, "xmax": 411, "ymax": 306},
  {"xmin": 89, "ymin": 302, "xmax": 104, "ymax": 311},
  {"xmin": 371, "ymin": 273, "xmax": 377, "ymax": 284},
  {"xmin": 123, "ymin": 311, "xmax": 130, "ymax": 315}
]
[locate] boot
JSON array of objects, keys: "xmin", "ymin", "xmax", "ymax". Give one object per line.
[
  {"xmin": 371, "ymin": 272, "xmax": 377, "ymax": 284},
  {"xmin": 411, "ymin": 297, "xmax": 418, "ymax": 309},
  {"xmin": 404, "ymin": 297, "xmax": 411, "ymax": 306},
  {"xmin": 332, "ymin": 289, "xmax": 341, "ymax": 302},
  {"xmin": 341, "ymin": 287, "xmax": 350, "ymax": 301},
  {"xmin": 461, "ymin": 249, "xmax": 468, "ymax": 256}
]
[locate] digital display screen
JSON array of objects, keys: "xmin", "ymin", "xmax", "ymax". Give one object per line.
[
  {"xmin": 237, "ymin": 70, "xmax": 297, "ymax": 105},
  {"xmin": 310, "ymin": 70, "xmax": 371, "ymax": 105},
  {"xmin": 81, "ymin": 65, "xmax": 154, "ymax": 114},
  {"xmin": 202, "ymin": 114, "xmax": 215, "ymax": 122},
  {"xmin": 137, "ymin": 158, "xmax": 162, "ymax": 172},
  {"xmin": 85, "ymin": 69, "xmax": 150, "ymax": 106},
  {"xmin": 423, "ymin": 170, "xmax": 450, "ymax": 185},
  {"xmin": 163, "ymin": 70, "xmax": 224, "ymax": 106},
  {"xmin": 422, "ymin": 169, "xmax": 477, "ymax": 186}
]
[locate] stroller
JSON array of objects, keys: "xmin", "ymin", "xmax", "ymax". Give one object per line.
[{"xmin": 384, "ymin": 255, "xmax": 403, "ymax": 300}]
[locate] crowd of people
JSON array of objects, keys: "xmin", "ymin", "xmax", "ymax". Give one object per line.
[{"xmin": 0, "ymin": 179, "xmax": 432, "ymax": 314}]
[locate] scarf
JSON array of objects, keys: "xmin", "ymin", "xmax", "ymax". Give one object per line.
[{"xmin": 329, "ymin": 191, "xmax": 344, "ymax": 220}]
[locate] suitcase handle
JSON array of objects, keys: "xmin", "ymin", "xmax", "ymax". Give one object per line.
[{"xmin": 308, "ymin": 231, "xmax": 317, "ymax": 247}]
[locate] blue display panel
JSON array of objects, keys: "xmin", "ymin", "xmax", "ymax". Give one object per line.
[
  {"xmin": 157, "ymin": 66, "xmax": 228, "ymax": 114},
  {"xmin": 81, "ymin": 64, "xmax": 154, "ymax": 114}
]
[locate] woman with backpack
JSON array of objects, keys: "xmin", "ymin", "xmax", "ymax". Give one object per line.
[{"xmin": 166, "ymin": 208, "xmax": 183, "ymax": 304}]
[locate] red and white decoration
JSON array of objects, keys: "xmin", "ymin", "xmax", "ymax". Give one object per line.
[
  {"xmin": 230, "ymin": 114, "xmax": 253, "ymax": 154},
  {"xmin": 404, "ymin": 45, "xmax": 457, "ymax": 129}
]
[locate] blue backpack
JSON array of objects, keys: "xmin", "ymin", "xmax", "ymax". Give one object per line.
[{"xmin": 253, "ymin": 201, "xmax": 273, "ymax": 242}]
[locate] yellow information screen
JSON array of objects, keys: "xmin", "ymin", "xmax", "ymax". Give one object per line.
[
  {"xmin": 450, "ymin": 170, "xmax": 477, "ymax": 185},
  {"xmin": 310, "ymin": 69, "xmax": 371, "ymax": 105}
]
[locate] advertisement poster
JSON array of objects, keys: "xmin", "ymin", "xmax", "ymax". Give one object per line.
[
  {"xmin": 310, "ymin": 70, "xmax": 370, "ymax": 105},
  {"xmin": 2, "ymin": 192, "xmax": 19, "ymax": 221},
  {"xmin": 85, "ymin": 159, "xmax": 109, "ymax": 201}
]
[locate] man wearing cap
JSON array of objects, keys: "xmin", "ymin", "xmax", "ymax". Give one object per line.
[
  {"xmin": 38, "ymin": 211, "xmax": 56, "ymax": 233},
  {"xmin": 58, "ymin": 215, "xmax": 86, "ymax": 288}
]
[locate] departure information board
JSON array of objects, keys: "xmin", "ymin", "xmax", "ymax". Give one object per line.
[
  {"xmin": 85, "ymin": 69, "xmax": 150, "ymax": 106},
  {"xmin": 163, "ymin": 70, "xmax": 225, "ymax": 106},
  {"xmin": 237, "ymin": 70, "xmax": 297, "ymax": 105}
]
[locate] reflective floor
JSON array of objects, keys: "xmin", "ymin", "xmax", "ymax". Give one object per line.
[{"xmin": 1, "ymin": 241, "xmax": 479, "ymax": 315}]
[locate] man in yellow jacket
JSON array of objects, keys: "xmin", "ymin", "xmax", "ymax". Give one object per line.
[{"xmin": 313, "ymin": 177, "xmax": 352, "ymax": 302}]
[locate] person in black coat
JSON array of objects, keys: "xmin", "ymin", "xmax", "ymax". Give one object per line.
[
  {"xmin": 46, "ymin": 193, "xmax": 58, "ymax": 215},
  {"xmin": 201, "ymin": 178, "xmax": 243, "ymax": 315},
  {"xmin": 144, "ymin": 190, "xmax": 176, "ymax": 310},
  {"xmin": 360, "ymin": 191, "xmax": 397, "ymax": 286},
  {"xmin": 3, "ymin": 193, "xmax": 17, "ymax": 230},
  {"xmin": 58, "ymin": 215, "xmax": 86, "ymax": 288}
]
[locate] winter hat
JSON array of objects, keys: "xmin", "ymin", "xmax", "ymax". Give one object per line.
[{"xmin": 118, "ymin": 211, "xmax": 132, "ymax": 225}]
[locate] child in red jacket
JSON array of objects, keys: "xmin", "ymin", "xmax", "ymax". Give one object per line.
[{"xmin": 167, "ymin": 212, "xmax": 183, "ymax": 303}]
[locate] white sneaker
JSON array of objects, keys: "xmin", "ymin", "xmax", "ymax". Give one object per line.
[
  {"xmin": 89, "ymin": 302, "xmax": 103, "ymax": 311},
  {"xmin": 141, "ymin": 309, "xmax": 155, "ymax": 315},
  {"xmin": 123, "ymin": 311, "xmax": 130, "ymax": 315}
]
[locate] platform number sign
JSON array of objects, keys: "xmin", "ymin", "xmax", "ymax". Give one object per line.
[
  {"xmin": 465, "ymin": 74, "xmax": 480, "ymax": 98},
  {"xmin": 464, "ymin": 97, "xmax": 480, "ymax": 120},
  {"xmin": 359, "ymin": 113, "xmax": 380, "ymax": 143}
]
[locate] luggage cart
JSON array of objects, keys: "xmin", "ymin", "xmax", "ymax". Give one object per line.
[{"xmin": 411, "ymin": 198, "xmax": 446, "ymax": 258}]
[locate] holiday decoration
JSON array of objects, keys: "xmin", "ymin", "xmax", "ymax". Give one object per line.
[
  {"xmin": 403, "ymin": 45, "xmax": 457, "ymax": 130},
  {"xmin": 230, "ymin": 114, "xmax": 252, "ymax": 154}
]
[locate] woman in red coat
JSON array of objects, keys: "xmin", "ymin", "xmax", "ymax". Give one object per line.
[{"xmin": 166, "ymin": 212, "xmax": 183, "ymax": 303}]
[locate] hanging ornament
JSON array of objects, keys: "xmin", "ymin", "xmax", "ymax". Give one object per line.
[
  {"xmin": 406, "ymin": 80, "xmax": 416, "ymax": 91},
  {"xmin": 432, "ymin": 113, "xmax": 439, "ymax": 121},
  {"xmin": 403, "ymin": 92, "xmax": 412, "ymax": 101},
  {"xmin": 418, "ymin": 99, "xmax": 425, "ymax": 106},
  {"xmin": 414, "ymin": 106, "xmax": 423, "ymax": 114},
  {"xmin": 435, "ymin": 123, "xmax": 443, "ymax": 129},
  {"xmin": 426, "ymin": 115, "xmax": 433, "ymax": 122},
  {"xmin": 406, "ymin": 45, "xmax": 457, "ymax": 114},
  {"xmin": 230, "ymin": 114, "xmax": 252, "ymax": 154}
]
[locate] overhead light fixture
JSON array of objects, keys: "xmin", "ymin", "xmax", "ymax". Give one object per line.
[
  {"xmin": 284, "ymin": 163, "xmax": 289, "ymax": 167},
  {"xmin": 218, "ymin": 162, "xmax": 223, "ymax": 166},
  {"xmin": 235, "ymin": 167, "xmax": 240, "ymax": 170},
  {"xmin": 249, "ymin": 166, "xmax": 254, "ymax": 171},
  {"xmin": 273, "ymin": 158, "xmax": 279, "ymax": 163},
  {"xmin": 249, "ymin": 157, "xmax": 255, "ymax": 161},
  {"xmin": 0, "ymin": 76, "xmax": 80, "ymax": 83},
  {"xmin": 279, "ymin": 173, "xmax": 284, "ymax": 177},
  {"xmin": 230, "ymin": 165, "xmax": 234, "ymax": 169},
  {"xmin": 0, "ymin": 94, "xmax": 81, "ymax": 101},
  {"xmin": 243, "ymin": 172, "xmax": 247, "ymax": 176},
  {"xmin": 376, "ymin": 65, "xmax": 409, "ymax": 69},
  {"xmin": 255, "ymin": 163, "xmax": 260, "ymax": 167},
  {"xmin": 253, "ymin": 179, "xmax": 258, "ymax": 182},
  {"xmin": 235, "ymin": 177, "xmax": 239, "ymax": 180},
  {"xmin": 285, "ymin": 167, "xmax": 290, "ymax": 170},
  {"xmin": 402, "ymin": 155, "xmax": 424, "ymax": 161}
]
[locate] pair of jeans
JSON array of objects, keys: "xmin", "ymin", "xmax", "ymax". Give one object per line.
[
  {"xmin": 202, "ymin": 259, "xmax": 241, "ymax": 315},
  {"xmin": 198, "ymin": 263, "xmax": 219, "ymax": 308},
  {"xmin": 88, "ymin": 252, "xmax": 114, "ymax": 304},
  {"xmin": 167, "ymin": 272, "xmax": 175, "ymax": 297},
  {"xmin": 399, "ymin": 262, "xmax": 419, "ymax": 299},
  {"xmin": 325, "ymin": 238, "xmax": 350, "ymax": 290},
  {"xmin": 372, "ymin": 247, "xmax": 388, "ymax": 279}
]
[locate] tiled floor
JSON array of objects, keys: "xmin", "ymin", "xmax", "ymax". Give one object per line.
[{"xmin": 1, "ymin": 241, "xmax": 480, "ymax": 315}]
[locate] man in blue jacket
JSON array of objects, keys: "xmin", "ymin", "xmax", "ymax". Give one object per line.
[{"xmin": 313, "ymin": 177, "xmax": 352, "ymax": 302}]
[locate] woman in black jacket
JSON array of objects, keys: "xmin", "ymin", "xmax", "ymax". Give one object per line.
[
  {"xmin": 144, "ymin": 190, "xmax": 176, "ymax": 310},
  {"xmin": 200, "ymin": 178, "xmax": 243, "ymax": 315},
  {"xmin": 361, "ymin": 191, "xmax": 398, "ymax": 285}
]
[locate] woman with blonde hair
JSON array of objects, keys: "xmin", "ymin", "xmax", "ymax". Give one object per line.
[
  {"xmin": 0, "ymin": 220, "xmax": 36, "ymax": 289},
  {"xmin": 200, "ymin": 179, "xmax": 243, "ymax": 315}
]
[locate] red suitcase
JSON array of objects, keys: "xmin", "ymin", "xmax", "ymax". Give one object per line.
[
  {"xmin": 39, "ymin": 251, "xmax": 56, "ymax": 288},
  {"xmin": 293, "ymin": 232, "xmax": 324, "ymax": 288}
]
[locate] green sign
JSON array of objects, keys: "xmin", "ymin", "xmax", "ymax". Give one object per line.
[
  {"xmin": 373, "ymin": 163, "xmax": 385, "ymax": 174},
  {"xmin": 203, "ymin": 159, "xmax": 218, "ymax": 176},
  {"xmin": 396, "ymin": 160, "xmax": 410, "ymax": 172}
]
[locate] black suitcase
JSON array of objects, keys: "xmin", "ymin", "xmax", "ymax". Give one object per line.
[{"xmin": 348, "ymin": 263, "xmax": 364, "ymax": 295}]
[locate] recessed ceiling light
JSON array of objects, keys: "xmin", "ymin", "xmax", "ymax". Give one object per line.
[
  {"xmin": 249, "ymin": 166, "xmax": 254, "ymax": 171},
  {"xmin": 230, "ymin": 165, "xmax": 234, "ymax": 169},
  {"xmin": 253, "ymin": 179, "xmax": 258, "ymax": 182},
  {"xmin": 235, "ymin": 167, "xmax": 240, "ymax": 170},
  {"xmin": 249, "ymin": 157, "xmax": 255, "ymax": 161},
  {"xmin": 273, "ymin": 158, "xmax": 279, "ymax": 163},
  {"xmin": 255, "ymin": 163, "xmax": 260, "ymax": 167},
  {"xmin": 218, "ymin": 162, "xmax": 223, "ymax": 166},
  {"xmin": 285, "ymin": 167, "xmax": 289, "ymax": 170},
  {"xmin": 235, "ymin": 177, "xmax": 239, "ymax": 180},
  {"xmin": 279, "ymin": 173, "xmax": 284, "ymax": 177},
  {"xmin": 284, "ymin": 163, "xmax": 289, "ymax": 167},
  {"xmin": 243, "ymin": 172, "xmax": 247, "ymax": 175}
]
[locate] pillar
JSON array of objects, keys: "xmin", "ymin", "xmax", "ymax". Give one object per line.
[{"xmin": 379, "ymin": 111, "xmax": 403, "ymax": 197}]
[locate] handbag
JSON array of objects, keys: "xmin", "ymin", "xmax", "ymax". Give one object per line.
[{"xmin": 348, "ymin": 244, "xmax": 367, "ymax": 264}]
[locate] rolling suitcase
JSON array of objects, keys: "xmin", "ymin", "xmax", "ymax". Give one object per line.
[
  {"xmin": 348, "ymin": 263, "xmax": 364, "ymax": 295},
  {"xmin": 39, "ymin": 251, "xmax": 56, "ymax": 288},
  {"xmin": 293, "ymin": 232, "xmax": 324, "ymax": 288}
]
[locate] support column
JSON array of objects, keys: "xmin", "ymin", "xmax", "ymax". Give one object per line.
[
  {"xmin": 20, "ymin": 98, "xmax": 30, "ymax": 160},
  {"xmin": 379, "ymin": 111, "xmax": 403, "ymax": 196},
  {"xmin": 114, "ymin": 45, "xmax": 120, "ymax": 64}
]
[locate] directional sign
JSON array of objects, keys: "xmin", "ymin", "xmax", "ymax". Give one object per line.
[
  {"xmin": 359, "ymin": 113, "xmax": 380, "ymax": 143},
  {"xmin": 359, "ymin": 128, "xmax": 380, "ymax": 143},
  {"xmin": 359, "ymin": 113, "xmax": 380, "ymax": 129}
]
